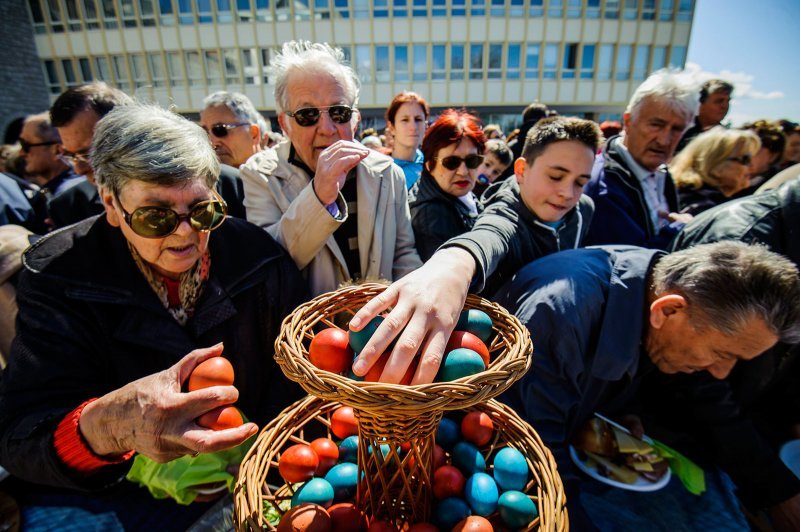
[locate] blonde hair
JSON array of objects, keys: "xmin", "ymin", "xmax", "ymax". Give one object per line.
[{"xmin": 670, "ymin": 127, "xmax": 760, "ymax": 194}]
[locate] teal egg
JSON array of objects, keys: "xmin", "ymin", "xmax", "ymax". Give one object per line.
[
  {"xmin": 324, "ymin": 462, "xmax": 358, "ymax": 501},
  {"xmin": 348, "ymin": 316, "xmax": 383, "ymax": 353},
  {"xmin": 498, "ymin": 490, "xmax": 538, "ymax": 528},
  {"xmin": 456, "ymin": 309, "xmax": 493, "ymax": 343},
  {"xmin": 437, "ymin": 348, "xmax": 485, "ymax": 382},
  {"xmin": 338, "ymin": 435, "xmax": 359, "ymax": 463},
  {"xmin": 432, "ymin": 497, "xmax": 472, "ymax": 530},
  {"xmin": 290, "ymin": 477, "xmax": 334, "ymax": 508},
  {"xmin": 436, "ymin": 417, "xmax": 460, "ymax": 450},
  {"xmin": 493, "ymin": 447, "xmax": 529, "ymax": 491},
  {"xmin": 452, "ymin": 441, "xmax": 486, "ymax": 476},
  {"xmin": 367, "ymin": 443, "xmax": 395, "ymax": 458},
  {"xmin": 347, "ymin": 355, "xmax": 363, "ymax": 381},
  {"xmin": 464, "ymin": 472, "xmax": 499, "ymax": 516}
]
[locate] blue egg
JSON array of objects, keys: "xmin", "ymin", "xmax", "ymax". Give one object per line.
[
  {"xmin": 291, "ymin": 477, "xmax": 334, "ymax": 508},
  {"xmin": 456, "ymin": 309, "xmax": 493, "ymax": 342},
  {"xmin": 324, "ymin": 462, "xmax": 358, "ymax": 501},
  {"xmin": 464, "ymin": 472, "xmax": 499, "ymax": 516},
  {"xmin": 437, "ymin": 348, "xmax": 485, "ymax": 382},
  {"xmin": 498, "ymin": 490, "xmax": 538, "ymax": 528},
  {"xmin": 436, "ymin": 417, "xmax": 460, "ymax": 450},
  {"xmin": 339, "ymin": 435, "xmax": 359, "ymax": 463},
  {"xmin": 432, "ymin": 497, "xmax": 472, "ymax": 530},
  {"xmin": 347, "ymin": 355, "xmax": 363, "ymax": 381},
  {"xmin": 452, "ymin": 441, "xmax": 486, "ymax": 476},
  {"xmin": 493, "ymin": 447, "xmax": 529, "ymax": 492},
  {"xmin": 349, "ymin": 316, "xmax": 383, "ymax": 353}
]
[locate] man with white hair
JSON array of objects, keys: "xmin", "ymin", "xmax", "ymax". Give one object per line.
[
  {"xmin": 199, "ymin": 91, "xmax": 263, "ymax": 169},
  {"xmin": 584, "ymin": 69, "xmax": 698, "ymax": 249},
  {"xmin": 240, "ymin": 40, "xmax": 421, "ymax": 295}
]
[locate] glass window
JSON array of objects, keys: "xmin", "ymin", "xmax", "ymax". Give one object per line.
[
  {"xmin": 334, "ymin": 0, "xmax": 348, "ymax": 17},
  {"xmin": 597, "ymin": 44, "xmax": 613, "ymax": 80},
  {"xmin": 375, "ymin": 45, "xmax": 390, "ymax": 82},
  {"xmin": 469, "ymin": 43, "xmax": 483, "ymax": 80},
  {"xmin": 374, "ymin": 0, "xmax": 388, "ymax": 16},
  {"xmin": 46, "ymin": 0, "xmax": 65, "ymax": 32},
  {"xmin": 185, "ymin": 51, "xmax": 203, "ymax": 85},
  {"xmin": 487, "ymin": 43, "xmax": 502, "ymax": 79},
  {"xmin": 43, "ymin": 60, "xmax": 61, "ymax": 94},
  {"xmin": 28, "ymin": 0, "xmax": 45, "ymax": 25},
  {"xmin": 651, "ymin": 46, "xmax": 666, "ymax": 71},
  {"xmin": 392, "ymin": 0, "xmax": 406, "ymax": 17},
  {"xmin": 413, "ymin": 44, "xmax": 427, "ymax": 81},
  {"xmin": 159, "ymin": 0, "xmax": 175, "ymax": 25},
  {"xmin": 548, "ymin": 0, "xmax": 562, "ymax": 18},
  {"xmin": 658, "ymin": 0, "xmax": 673, "ymax": 20},
  {"xmin": 166, "ymin": 51, "xmax": 184, "ymax": 86},
  {"xmin": 148, "ymin": 52, "xmax": 165, "ymax": 86},
  {"xmin": 451, "ymin": 0, "xmax": 465, "ymax": 16},
  {"xmin": 543, "ymin": 43, "xmax": 558, "ymax": 79},
  {"xmin": 567, "ymin": 0, "xmax": 581, "ymax": 18},
  {"xmin": 525, "ymin": 43, "xmax": 539, "ymax": 78},
  {"xmin": 471, "ymin": 0, "xmax": 485, "ymax": 16},
  {"xmin": 642, "ymin": 0, "xmax": 655, "ymax": 20},
  {"xmin": 95, "ymin": 56, "xmax": 111, "ymax": 82},
  {"xmin": 62, "ymin": 59, "xmax": 77, "ymax": 86},
  {"xmin": 431, "ymin": 0, "xmax": 445, "ymax": 16},
  {"xmin": 355, "ymin": 46, "xmax": 372, "ymax": 82},
  {"xmin": 255, "ymin": 0, "xmax": 273, "ymax": 20},
  {"xmin": 120, "ymin": 0, "xmax": 138, "ymax": 26},
  {"xmin": 222, "ymin": 48, "xmax": 239, "ymax": 84},
  {"xmin": 623, "ymin": 0, "xmax": 636, "ymax": 20},
  {"xmin": 580, "ymin": 44, "xmax": 595, "ymax": 79},
  {"xmin": 529, "ymin": 0, "xmax": 543, "ymax": 16},
  {"xmin": 432, "ymin": 44, "xmax": 446, "ymax": 80},
  {"xmin": 112, "ymin": 55, "xmax": 130, "ymax": 90},
  {"xmin": 139, "ymin": 0, "xmax": 156, "ymax": 25},
  {"xmin": 260, "ymin": 48, "xmax": 271, "ymax": 83},
  {"xmin": 275, "ymin": 0, "xmax": 290, "ymax": 20},
  {"xmin": 81, "ymin": 0, "xmax": 100, "ymax": 28},
  {"xmin": 79, "ymin": 57, "xmax": 92, "ymax": 81},
  {"xmin": 509, "ymin": 0, "xmax": 523, "ymax": 16},
  {"xmin": 204, "ymin": 50, "xmax": 221, "ymax": 85},
  {"xmin": 677, "ymin": 0, "xmax": 692, "ymax": 21},
  {"xmin": 313, "ymin": 0, "xmax": 329, "ymax": 19},
  {"xmin": 395, "ymin": 45, "xmax": 409, "ymax": 81},
  {"xmin": 64, "ymin": 0, "xmax": 82, "ymax": 31},
  {"xmin": 178, "ymin": 0, "xmax": 194, "ymax": 23},
  {"xmin": 562, "ymin": 43, "xmax": 577, "ymax": 78},
  {"xmin": 216, "ymin": 0, "xmax": 233, "ymax": 22},
  {"xmin": 241, "ymin": 47, "xmax": 256, "ymax": 84},
  {"xmin": 450, "ymin": 43, "xmax": 464, "ymax": 80},
  {"xmin": 353, "ymin": 0, "xmax": 369, "ymax": 18},
  {"xmin": 604, "ymin": 0, "xmax": 619, "ymax": 19},
  {"xmin": 615, "ymin": 44, "xmax": 631, "ymax": 80},
  {"xmin": 633, "ymin": 45, "xmax": 648, "ymax": 79},
  {"xmin": 490, "ymin": 0, "xmax": 504, "ymax": 17},
  {"xmin": 669, "ymin": 45, "xmax": 686, "ymax": 67},
  {"xmin": 586, "ymin": 0, "xmax": 600, "ymax": 18},
  {"xmin": 507, "ymin": 43, "xmax": 520, "ymax": 79},
  {"xmin": 99, "ymin": 0, "xmax": 117, "ymax": 28},
  {"xmin": 294, "ymin": 0, "xmax": 311, "ymax": 19},
  {"xmin": 412, "ymin": 0, "xmax": 426, "ymax": 17},
  {"xmin": 130, "ymin": 54, "xmax": 149, "ymax": 87}
]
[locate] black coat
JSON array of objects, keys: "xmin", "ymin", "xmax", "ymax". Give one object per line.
[{"xmin": 0, "ymin": 215, "xmax": 308, "ymax": 491}]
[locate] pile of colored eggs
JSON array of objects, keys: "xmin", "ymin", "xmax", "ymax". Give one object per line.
[
  {"xmin": 187, "ymin": 357, "xmax": 243, "ymax": 431},
  {"xmin": 307, "ymin": 309, "xmax": 495, "ymax": 383},
  {"xmin": 273, "ymin": 406, "xmax": 538, "ymax": 531}
]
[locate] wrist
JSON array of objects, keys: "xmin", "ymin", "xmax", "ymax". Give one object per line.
[
  {"xmin": 79, "ymin": 396, "xmax": 131, "ymax": 457},
  {"xmin": 437, "ymin": 247, "xmax": 477, "ymax": 280}
]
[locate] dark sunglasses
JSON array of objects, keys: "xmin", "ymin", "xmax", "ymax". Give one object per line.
[
  {"xmin": 115, "ymin": 192, "xmax": 227, "ymax": 238},
  {"xmin": 727, "ymin": 154, "xmax": 753, "ymax": 166},
  {"xmin": 436, "ymin": 154, "xmax": 485, "ymax": 171},
  {"xmin": 285, "ymin": 105, "xmax": 353, "ymax": 127},
  {"xmin": 203, "ymin": 122, "xmax": 248, "ymax": 138},
  {"xmin": 19, "ymin": 139, "xmax": 58, "ymax": 152}
]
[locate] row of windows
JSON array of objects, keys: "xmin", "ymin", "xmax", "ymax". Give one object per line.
[
  {"xmin": 41, "ymin": 41, "xmax": 687, "ymax": 94},
  {"xmin": 29, "ymin": 0, "xmax": 693, "ymax": 33}
]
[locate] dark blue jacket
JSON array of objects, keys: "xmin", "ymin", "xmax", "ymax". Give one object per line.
[{"xmin": 584, "ymin": 137, "xmax": 680, "ymax": 250}]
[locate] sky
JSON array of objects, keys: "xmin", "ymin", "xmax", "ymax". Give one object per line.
[{"xmin": 686, "ymin": 0, "xmax": 799, "ymax": 127}]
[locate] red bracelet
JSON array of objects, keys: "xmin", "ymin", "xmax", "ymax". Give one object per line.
[{"xmin": 53, "ymin": 398, "xmax": 135, "ymax": 475}]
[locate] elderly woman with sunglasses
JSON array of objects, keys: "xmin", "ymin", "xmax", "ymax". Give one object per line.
[
  {"xmin": 671, "ymin": 127, "xmax": 761, "ymax": 216},
  {"xmin": 0, "ymin": 104, "xmax": 307, "ymax": 528},
  {"xmin": 408, "ymin": 109, "xmax": 487, "ymax": 261},
  {"xmin": 240, "ymin": 40, "xmax": 421, "ymax": 296}
]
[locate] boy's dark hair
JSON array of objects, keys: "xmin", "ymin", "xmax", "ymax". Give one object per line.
[
  {"xmin": 485, "ymin": 138, "xmax": 513, "ymax": 166},
  {"xmin": 699, "ymin": 79, "xmax": 734, "ymax": 103},
  {"xmin": 742, "ymin": 119, "xmax": 787, "ymax": 156},
  {"xmin": 521, "ymin": 116, "xmax": 602, "ymax": 164},
  {"xmin": 50, "ymin": 82, "xmax": 133, "ymax": 127},
  {"xmin": 522, "ymin": 102, "xmax": 549, "ymax": 124}
]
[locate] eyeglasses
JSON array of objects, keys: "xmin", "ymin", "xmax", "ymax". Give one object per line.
[
  {"xmin": 59, "ymin": 149, "xmax": 91, "ymax": 166},
  {"xmin": 115, "ymin": 192, "xmax": 228, "ymax": 238},
  {"xmin": 202, "ymin": 122, "xmax": 249, "ymax": 138},
  {"xmin": 285, "ymin": 105, "xmax": 354, "ymax": 127},
  {"xmin": 435, "ymin": 154, "xmax": 485, "ymax": 171},
  {"xmin": 19, "ymin": 139, "xmax": 58, "ymax": 152},
  {"xmin": 727, "ymin": 154, "xmax": 753, "ymax": 166}
]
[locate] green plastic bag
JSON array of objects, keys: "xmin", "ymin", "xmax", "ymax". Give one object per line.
[
  {"xmin": 126, "ymin": 434, "xmax": 255, "ymax": 505},
  {"xmin": 650, "ymin": 439, "xmax": 706, "ymax": 495}
]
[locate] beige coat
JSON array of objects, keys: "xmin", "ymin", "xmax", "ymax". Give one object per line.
[
  {"xmin": 0, "ymin": 225, "xmax": 32, "ymax": 368},
  {"xmin": 240, "ymin": 140, "xmax": 422, "ymax": 295}
]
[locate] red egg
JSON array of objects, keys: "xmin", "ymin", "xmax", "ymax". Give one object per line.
[
  {"xmin": 310, "ymin": 438, "xmax": 340, "ymax": 476},
  {"xmin": 433, "ymin": 444, "xmax": 448, "ymax": 470},
  {"xmin": 363, "ymin": 353, "xmax": 416, "ymax": 384},
  {"xmin": 367, "ymin": 520, "xmax": 397, "ymax": 531},
  {"xmin": 433, "ymin": 465, "xmax": 466, "ymax": 500},
  {"xmin": 188, "ymin": 357, "xmax": 235, "ymax": 391},
  {"xmin": 452, "ymin": 516, "xmax": 493, "ymax": 531},
  {"xmin": 310, "ymin": 328, "xmax": 354, "ymax": 374},
  {"xmin": 330, "ymin": 406, "xmax": 359, "ymax": 439},
  {"xmin": 407, "ymin": 524, "xmax": 439, "ymax": 532},
  {"xmin": 277, "ymin": 503, "xmax": 332, "ymax": 532},
  {"xmin": 196, "ymin": 405, "xmax": 243, "ymax": 431},
  {"xmin": 279, "ymin": 444, "xmax": 320, "ymax": 484},
  {"xmin": 328, "ymin": 502, "xmax": 368, "ymax": 531},
  {"xmin": 461, "ymin": 411, "xmax": 495, "ymax": 447},
  {"xmin": 446, "ymin": 331, "xmax": 490, "ymax": 367}
]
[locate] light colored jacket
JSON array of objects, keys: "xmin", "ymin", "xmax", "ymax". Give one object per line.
[{"xmin": 240, "ymin": 140, "xmax": 422, "ymax": 295}]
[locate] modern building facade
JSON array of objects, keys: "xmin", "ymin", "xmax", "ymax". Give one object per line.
[{"xmin": 22, "ymin": 0, "xmax": 694, "ymax": 134}]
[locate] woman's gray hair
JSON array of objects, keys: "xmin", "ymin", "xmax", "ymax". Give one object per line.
[
  {"xmin": 652, "ymin": 241, "xmax": 800, "ymax": 343},
  {"xmin": 626, "ymin": 68, "xmax": 699, "ymax": 124},
  {"xmin": 269, "ymin": 40, "xmax": 360, "ymax": 114},
  {"xmin": 202, "ymin": 91, "xmax": 264, "ymax": 134},
  {"xmin": 91, "ymin": 104, "xmax": 219, "ymax": 195}
]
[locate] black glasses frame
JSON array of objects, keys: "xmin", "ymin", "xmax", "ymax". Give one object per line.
[
  {"xmin": 203, "ymin": 122, "xmax": 249, "ymax": 138},
  {"xmin": 436, "ymin": 154, "xmax": 485, "ymax": 171},
  {"xmin": 115, "ymin": 191, "xmax": 228, "ymax": 239},
  {"xmin": 727, "ymin": 154, "xmax": 753, "ymax": 166},
  {"xmin": 285, "ymin": 105, "xmax": 354, "ymax": 127},
  {"xmin": 19, "ymin": 139, "xmax": 58, "ymax": 152}
]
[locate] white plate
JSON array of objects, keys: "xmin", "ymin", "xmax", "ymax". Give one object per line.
[
  {"xmin": 193, "ymin": 482, "xmax": 229, "ymax": 495},
  {"xmin": 779, "ymin": 439, "xmax": 800, "ymax": 480}
]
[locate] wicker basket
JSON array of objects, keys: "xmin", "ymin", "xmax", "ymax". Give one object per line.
[{"xmin": 234, "ymin": 396, "xmax": 568, "ymax": 531}]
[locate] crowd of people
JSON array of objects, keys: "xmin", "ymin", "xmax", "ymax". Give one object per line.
[{"xmin": 1, "ymin": 38, "xmax": 800, "ymax": 531}]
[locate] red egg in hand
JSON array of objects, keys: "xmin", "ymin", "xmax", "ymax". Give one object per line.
[
  {"xmin": 461, "ymin": 411, "xmax": 495, "ymax": 447},
  {"xmin": 330, "ymin": 406, "xmax": 359, "ymax": 439},
  {"xmin": 279, "ymin": 444, "xmax": 320, "ymax": 484},
  {"xmin": 188, "ymin": 357, "xmax": 235, "ymax": 391},
  {"xmin": 446, "ymin": 331, "xmax": 490, "ymax": 367},
  {"xmin": 310, "ymin": 438, "xmax": 340, "ymax": 476},
  {"xmin": 197, "ymin": 405, "xmax": 243, "ymax": 431},
  {"xmin": 310, "ymin": 328, "xmax": 354, "ymax": 374}
]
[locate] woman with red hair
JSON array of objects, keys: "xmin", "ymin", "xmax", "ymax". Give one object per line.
[
  {"xmin": 408, "ymin": 109, "xmax": 486, "ymax": 260},
  {"xmin": 385, "ymin": 91, "xmax": 430, "ymax": 189}
]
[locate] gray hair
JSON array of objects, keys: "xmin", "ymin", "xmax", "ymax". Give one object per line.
[
  {"xmin": 652, "ymin": 241, "xmax": 800, "ymax": 343},
  {"xmin": 269, "ymin": 40, "xmax": 360, "ymax": 114},
  {"xmin": 202, "ymin": 91, "xmax": 263, "ymax": 134},
  {"xmin": 91, "ymin": 104, "xmax": 220, "ymax": 195},
  {"xmin": 626, "ymin": 68, "xmax": 699, "ymax": 124}
]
